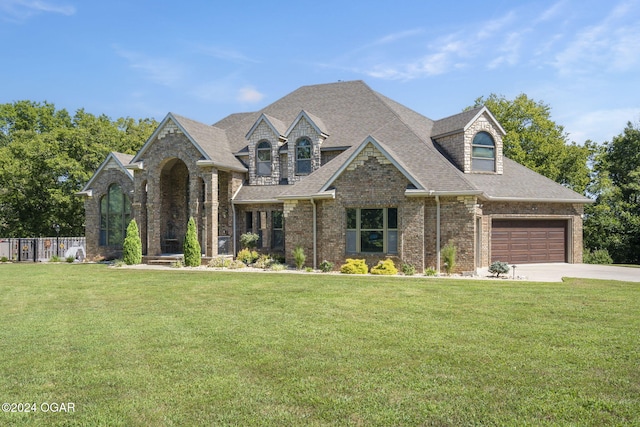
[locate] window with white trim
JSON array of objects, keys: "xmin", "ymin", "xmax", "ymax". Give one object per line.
[
  {"xmin": 256, "ymin": 140, "xmax": 272, "ymax": 176},
  {"xmin": 346, "ymin": 207, "xmax": 398, "ymax": 254},
  {"xmin": 471, "ymin": 131, "xmax": 495, "ymax": 172}
]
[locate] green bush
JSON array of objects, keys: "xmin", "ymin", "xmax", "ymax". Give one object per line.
[
  {"xmin": 208, "ymin": 257, "xmax": 231, "ymax": 268},
  {"xmin": 0, "ymin": 256, "xmax": 8, "ymax": 263},
  {"xmin": 122, "ymin": 219, "xmax": 143, "ymax": 265},
  {"xmin": 228, "ymin": 259, "xmax": 247, "ymax": 269},
  {"xmin": 66, "ymin": 256, "xmax": 75, "ymax": 263},
  {"xmin": 171, "ymin": 259, "xmax": 184, "ymax": 268},
  {"xmin": 489, "ymin": 261, "xmax": 510, "ymax": 277},
  {"xmin": 49, "ymin": 255, "xmax": 62, "ymax": 263},
  {"xmin": 237, "ymin": 248, "xmax": 258, "ymax": 265},
  {"xmin": 583, "ymin": 248, "xmax": 613, "ymax": 265},
  {"xmin": 254, "ymin": 254, "xmax": 274, "ymax": 270},
  {"xmin": 270, "ymin": 263, "xmax": 286, "ymax": 271},
  {"xmin": 340, "ymin": 258, "xmax": 368, "ymax": 274},
  {"xmin": 239, "ymin": 232, "xmax": 260, "ymax": 249},
  {"xmin": 425, "ymin": 267, "xmax": 437, "ymax": 277},
  {"xmin": 371, "ymin": 259, "xmax": 398, "ymax": 275},
  {"xmin": 293, "ymin": 246, "xmax": 306, "ymax": 270},
  {"xmin": 183, "ymin": 217, "xmax": 201, "ymax": 267},
  {"xmin": 442, "ymin": 242, "xmax": 457, "ymax": 274},
  {"xmin": 319, "ymin": 260, "xmax": 334, "ymax": 273},
  {"xmin": 401, "ymin": 263, "xmax": 416, "ymax": 276}
]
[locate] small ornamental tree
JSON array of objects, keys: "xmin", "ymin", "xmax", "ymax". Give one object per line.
[
  {"xmin": 183, "ymin": 217, "xmax": 201, "ymax": 267},
  {"xmin": 489, "ymin": 261, "xmax": 510, "ymax": 278},
  {"xmin": 442, "ymin": 242, "xmax": 457, "ymax": 275},
  {"xmin": 122, "ymin": 219, "xmax": 142, "ymax": 265}
]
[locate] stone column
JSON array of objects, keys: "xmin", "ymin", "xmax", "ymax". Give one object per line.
[{"xmin": 203, "ymin": 168, "xmax": 219, "ymax": 257}]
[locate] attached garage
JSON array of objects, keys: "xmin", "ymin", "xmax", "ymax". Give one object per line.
[{"xmin": 491, "ymin": 219, "xmax": 567, "ymax": 264}]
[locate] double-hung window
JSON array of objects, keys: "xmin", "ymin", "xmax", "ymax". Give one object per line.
[
  {"xmin": 256, "ymin": 140, "xmax": 272, "ymax": 176},
  {"xmin": 471, "ymin": 131, "xmax": 495, "ymax": 172},
  {"xmin": 346, "ymin": 207, "xmax": 398, "ymax": 254},
  {"xmin": 296, "ymin": 138, "xmax": 312, "ymax": 174}
]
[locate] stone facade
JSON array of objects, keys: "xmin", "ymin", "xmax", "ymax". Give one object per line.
[
  {"xmin": 81, "ymin": 82, "xmax": 588, "ymax": 272},
  {"xmin": 83, "ymin": 167, "xmax": 134, "ymax": 260}
]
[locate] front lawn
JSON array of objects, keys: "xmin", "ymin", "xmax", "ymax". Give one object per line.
[{"xmin": 1, "ymin": 264, "xmax": 638, "ymax": 426}]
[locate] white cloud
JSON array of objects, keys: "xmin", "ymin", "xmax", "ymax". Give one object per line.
[
  {"xmin": 197, "ymin": 45, "xmax": 259, "ymax": 64},
  {"xmin": 552, "ymin": 1, "xmax": 640, "ymax": 75},
  {"xmin": 564, "ymin": 108, "xmax": 640, "ymax": 143},
  {"xmin": 113, "ymin": 46, "xmax": 186, "ymax": 87},
  {"xmin": 0, "ymin": 0, "xmax": 75, "ymax": 20},
  {"xmin": 237, "ymin": 86, "xmax": 265, "ymax": 104}
]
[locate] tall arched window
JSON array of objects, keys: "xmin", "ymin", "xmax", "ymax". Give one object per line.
[
  {"xmin": 256, "ymin": 140, "xmax": 272, "ymax": 176},
  {"xmin": 472, "ymin": 131, "xmax": 496, "ymax": 172},
  {"xmin": 100, "ymin": 183, "xmax": 131, "ymax": 247},
  {"xmin": 296, "ymin": 138, "xmax": 311, "ymax": 174}
]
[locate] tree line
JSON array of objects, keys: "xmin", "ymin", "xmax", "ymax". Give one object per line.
[
  {"xmin": 0, "ymin": 101, "xmax": 157, "ymax": 237},
  {"xmin": 0, "ymin": 97, "xmax": 638, "ymax": 264}
]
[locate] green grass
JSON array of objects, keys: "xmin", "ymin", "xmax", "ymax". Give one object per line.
[{"xmin": 1, "ymin": 264, "xmax": 639, "ymax": 426}]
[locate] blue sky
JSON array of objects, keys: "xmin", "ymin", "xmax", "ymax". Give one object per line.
[{"xmin": 1, "ymin": 0, "xmax": 639, "ymax": 145}]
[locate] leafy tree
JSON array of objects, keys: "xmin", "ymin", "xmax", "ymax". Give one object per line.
[
  {"xmin": 584, "ymin": 121, "xmax": 640, "ymax": 264},
  {"xmin": 122, "ymin": 219, "xmax": 142, "ymax": 265},
  {"xmin": 470, "ymin": 94, "xmax": 592, "ymax": 193},
  {"xmin": 183, "ymin": 217, "xmax": 201, "ymax": 267},
  {"xmin": 0, "ymin": 101, "xmax": 156, "ymax": 237}
]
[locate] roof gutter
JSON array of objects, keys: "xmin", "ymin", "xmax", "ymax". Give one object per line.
[
  {"xmin": 479, "ymin": 195, "xmax": 595, "ymax": 204},
  {"xmin": 405, "ymin": 189, "xmax": 483, "ymax": 197},
  {"xmin": 196, "ymin": 160, "xmax": 248, "ymax": 173}
]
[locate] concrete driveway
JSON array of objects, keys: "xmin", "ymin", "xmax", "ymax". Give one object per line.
[{"xmin": 477, "ymin": 263, "xmax": 640, "ymax": 282}]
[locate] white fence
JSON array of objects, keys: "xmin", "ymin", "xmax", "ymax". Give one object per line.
[{"xmin": 0, "ymin": 237, "xmax": 86, "ymax": 262}]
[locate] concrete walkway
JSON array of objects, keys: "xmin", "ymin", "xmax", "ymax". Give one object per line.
[{"xmin": 477, "ymin": 263, "xmax": 640, "ymax": 282}]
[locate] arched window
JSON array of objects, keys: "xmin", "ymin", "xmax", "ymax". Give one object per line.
[
  {"xmin": 472, "ymin": 131, "xmax": 495, "ymax": 172},
  {"xmin": 296, "ymin": 138, "xmax": 312, "ymax": 174},
  {"xmin": 256, "ymin": 140, "xmax": 272, "ymax": 176},
  {"xmin": 99, "ymin": 183, "xmax": 131, "ymax": 247}
]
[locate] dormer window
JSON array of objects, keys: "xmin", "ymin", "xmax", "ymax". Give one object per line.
[
  {"xmin": 472, "ymin": 131, "xmax": 495, "ymax": 172},
  {"xmin": 256, "ymin": 140, "xmax": 272, "ymax": 176},
  {"xmin": 296, "ymin": 138, "xmax": 311, "ymax": 174}
]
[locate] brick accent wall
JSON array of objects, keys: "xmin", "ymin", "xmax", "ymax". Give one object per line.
[{"xmin": 83, "ymin": 168, "xmax": 134, "ymax": 260}]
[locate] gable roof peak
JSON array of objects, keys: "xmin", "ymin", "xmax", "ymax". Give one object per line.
[
  {"xmin": 285, "ymin": 110, "xmax": 330, "ymax": 138},
  {"xmin": 245, "ymin": 113, "xmax": 288, "ymax": 141}
]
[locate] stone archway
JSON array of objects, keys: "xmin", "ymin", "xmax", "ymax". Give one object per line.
[{"xmin": 160, "ymin": 158, "xmax": 189, "ymax": 254}]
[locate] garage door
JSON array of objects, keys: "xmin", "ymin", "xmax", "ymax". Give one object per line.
[{"xmin": 491, "ymin": 219, "xmax": 567, "ymax": 264}]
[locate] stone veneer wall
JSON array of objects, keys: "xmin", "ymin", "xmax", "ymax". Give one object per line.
[
  {"xmin": 286, "ymin": 117, "xmax": 324, "ymax": 184},
  {"xmin": 84, "ymin": 168, "xmax": 134, "ymax": 260},
  {"xmin": 132, "ymin": 125, "xmax": 221, "ymax": 257},
  {"xmin": 434, "ymin": 112, "xmax": 503, "ymax": 174},
  {"xmin": 247, "ymin": 120, "xmax": 282, "ymax": 186}
]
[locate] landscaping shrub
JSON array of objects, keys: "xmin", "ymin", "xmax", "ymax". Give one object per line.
[
  {"xmin": 0, "ymin": 256, "xmax": 8, "ymax": 263},
  {"xmin": 402, "ymin": 263, "xmax": 416, "ymax": 276},
  {"xmin": 293, "ymin": 246, "xmax": 306, "ymax": 270},
  {"xmin": 237, "ymin": 248, "xmax": 258, "ymax": 265},
  {"xmin": 122, "ymin": 219, "xmax": 142, "ymax": 265},
  {"xmin": 425, "ymin": 267, "xmax": 437, "ymax": 277},
  {"xmin": 340, "ymin": 258, "xmax": 368, "ymax": 274},
  {"xmin": 183, "ymin": 217, "xmax": 201, "ymax": 267},
  {"xmin": 270, "ymin": 263, "xmax": 286, "ymax": 271},
  {"xmin": 49, "ymin": 255, "xmax": 62, "ymax": 263},
  {"xmin": 583, "ymin": 248, "xmax": 613, "ymax": 265},
  {"xmin": 239, "ymin": 232, "xmax": 259, "ymax": 249},
  {"xmin": 228, "ymin": 259, "xmax": 246, "ymax": 269},
  {"xmin": 371, "ymin": 259, "xmax": 399, "ymax": 275},
  {"xmin": 319, "ymin": 260, "xmax": 334, "ymax": 273},
  {"xmin": 442, "ymin": 242, "xmax": 457, "ymax": 274},
  {"xmin": 208, "ymin": 257, "xmax": 231, "ymax": 268},
  {"xmin": 489, "ymin": 261, "xmax": 510, "ymax": 277},
  {"xmin": 66, "ymin": 256, "xmax": 75, "ymax": 263},
  {"xmin": 254, "ymin": 254, "xmax": 274, "ymax": 270}
]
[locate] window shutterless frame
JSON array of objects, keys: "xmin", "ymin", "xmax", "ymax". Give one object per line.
[{"xmin": 346, "ymin": 207, "xmax": 398, "ymax": 254}]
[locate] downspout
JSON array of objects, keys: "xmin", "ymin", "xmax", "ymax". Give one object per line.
[
  {"xmin": 310, "ymin": 198, "xmax": 317, "ymax": 270},
  {"xmin": 436, "ymin": 195, "xmax": 441, "ymax": 274}
]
